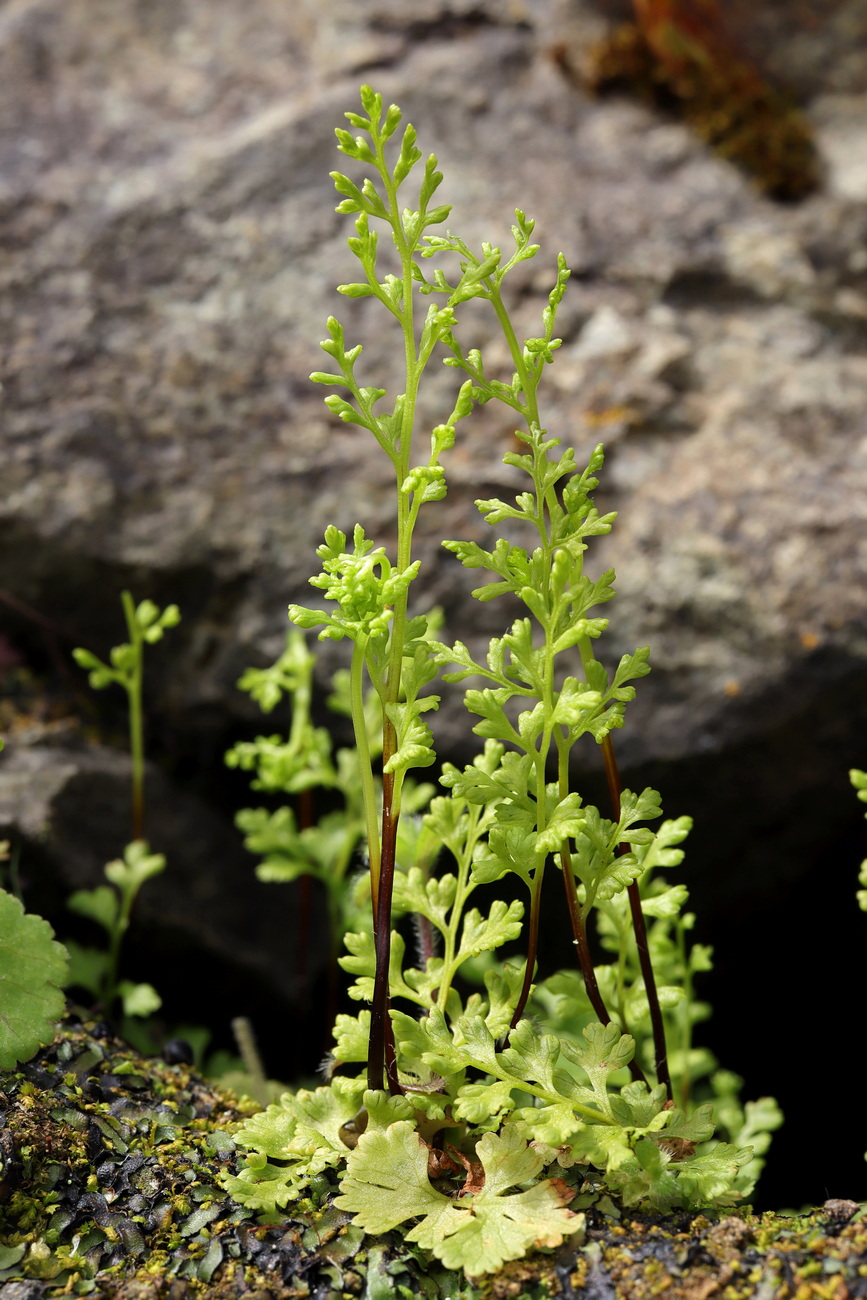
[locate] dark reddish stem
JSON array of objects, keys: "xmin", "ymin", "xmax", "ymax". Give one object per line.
[
  {"xmin": 296, "ymin": 790, "xmax": 314, "ymax": 987},
  {"xmin": 601, "ymin": 734, "xmax": 672, "ymax": 1099},
  {"xmin": 508, "ymin": 878, "xmax": 543, "ymax": 1034},
  {"xmin": 414, "ymin": 912, "xmax": 438, "ymax": 969},
  {"xmin": 559, "ymin": 841, "xmax": 648, "ymax": 1086},
  {"xmin": 368, "ymin": 758, "xmax": 402, "ymax": 1095},
  {"xmin": 131, "ymin": 785, "xmax": 144, "ymax": 844}
]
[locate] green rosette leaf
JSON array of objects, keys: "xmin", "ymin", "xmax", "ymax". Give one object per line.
[{"xmin": 0, "ymin": 889, "xmax": 69, "ymax": 1070}]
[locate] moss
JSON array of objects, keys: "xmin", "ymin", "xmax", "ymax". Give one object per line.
[
  {"xmin": 584, "ymin": 11, "xmax": 820, "ymax": 201},
  {"xmin": 2, "ymin": 1021, "xmax": 865, "ymax": 1298}
]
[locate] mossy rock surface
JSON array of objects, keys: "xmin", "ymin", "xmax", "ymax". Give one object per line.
[{"xmin": 1, "ymin": 1022, "xmax": 865, "ymax": 1299}]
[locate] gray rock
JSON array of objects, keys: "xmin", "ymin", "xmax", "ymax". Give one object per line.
[
  {"xmin": 0, "ymin": 730, "xmax": 318, "ymax": 1005},
  {"xmin": 1, "ymin": 0, "xmax": 867, "ymax": 1199},
  {"xmin": 2, "ymin": 0, "xmax": 864, "ymax": 742}
]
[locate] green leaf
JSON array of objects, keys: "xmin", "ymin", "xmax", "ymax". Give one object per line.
[
  {"xmin": 362, "ymin": 1088, "xmax": 416, "ymax": 1130},
  {"xmin": 67, "ymin": 884, "xmax": 119, "ymax": 934},
  {"xmin": 452, "ymin": 1079, "xmax": 516, "ymax": 1125},
  {"xmin": 481, "ymin": 963, "xmax": 528, "ymax": 1037},
  {"xmin": 641, "ymin": 884, "xmax": 689, "ymax": 918},
  {"xmin": 109, "ymin": 643, "xmax": 136, "ymax": 673},
  {"xmin": 672, "ymin": 1144, "xmax": 754, "ymax": 1203},
  {"xmin": 392, "ymin": 866, "xmax": 456, "ymax": 929},
  {"xmin": 443, "ymin": 748, "xmax": 534, "ymax": 810},
  {"xmin": 137, "ymin": 599, "xmax": 181, "ymax": 643},
  {"xmin": 336, "ymin": 1119, "xmax": 451, "ymax": 1231},
  {"xmin": 72, "ymin": 646, "xmax": 118, "ymax": 690},
  {"xmin": 610, "ymin": 646, "xmax": 651, "ymax": 697},
  {"xmin": 498, "ymin": 1019, "xmax": 562, "ymax": 1096},
  {"xmin": 332, "ymin": 1011, "xmax": 371, "ymax": 1063},
  {"xmin": 64, "ymin": 940, "xmax": 109, "ymax": 998},
  {"xmin": 623, "ymin": 982, "xmax": 684, "ymax": 1028},
  {"xmin": 295, "ymin": 524, "xmax": 419, "ymax": 643},
  {"xmin": 616, "ymin": 1081, "xmax": 669, "ymax": 1129},
  {"xmin": 104, "ymin": 841, "xmax": 166, "ymax": 895},
  {"xmin": 235, "ymin": 629, "xmax": 317, "ymax": 714},
  {"xmin": 510, "ymin": 1100, "xmax": 585, "ymax": 1147},
  {"xmin": 392, "ymin": 1006, "xmax": 467, "ymax": 1081},
  {"xmin": 479, "ymin": 824, "xmax": 536, "ymax": 889},
  {"xmin": 571, "ymin": 808, "xmax": 645, "ymax": 907},
  {"xmin": 636, "ymin": 816, "xmax": 692, "ymax": 874},
  {"xmin": 535, "ymin": 792, "xmax": 586, "ymax": 854},
  {"xmin": 550, "ymin": 675, "xmax": 604, "ymax": 721},
  {"xmin": 118, "ymin": 980, "xmax": 162, "ymax": 1018},
  {"xmin": 558, "ymin": 1022, "xmax": 636, "ymax": 1118},
  {"xmin": 413, "ymin": 1157, "xmax": 583, "ymax": 1275},
  {"xmin": 562, "ymin": 1020, "xmax": 635, "ymax": 1078},
  {"xmin": 337, "ymin": 1122, "xmax": 583, "ymax": 1277},
  {"xmin": 850, "ymin": 767, "xmax": 867, "ymax": 803},
  {"xmin": 458, "ymin": 899, "xmax": 524, "ymax": 960},
  {"xmin": 568, "ymin": 1121, "xmax": 636, "ymax": 1173},
  {"xmin": 241, "ymin": 808, "xmax": 356, "ymax": 888},
  {"xmin": 222, "ymin": 1081, "xmax": 365, "ymax": 1210},
  {"xmin": 0, "ymin": 889, "xmax": 69, "ymax": 1070},
  {"xmin": 659, "ymin": 1103, "xmax": 716, "ymax": 1145},
  {"xmin": 463, "ymin": 688, "xmax": 522, "ymax": 747},
  {"xmin": 607, "ymin": 1137, "xmax": 681, "ymax": 1208},
  {"xmin": 382, "ymin": 696, "xmax": 438, "ymax": 776}
]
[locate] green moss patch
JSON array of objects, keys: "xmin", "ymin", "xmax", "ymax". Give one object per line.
[{"xmin": 2, "ymin": 1022, "xmax": 865, "ymax": 1300}]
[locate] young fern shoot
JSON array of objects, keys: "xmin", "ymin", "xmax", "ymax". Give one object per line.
[
  {"xmin": 288, "ymin": 86, "xmax": 470, "ymax": 1091},
  {"xmin": 226, "ymin": 90, "xmax": 777, "ymax": 1272},
  {"xmin": 69, "ymin": 594, "xmax": 179, "ymax": 1019},
  {"xmin": 290, "ymin": 86, "xmax": 669, "ymax": 1091},
  {"xmin": 73, "ymin": 593, "xmax": 180, "ymax": 843},
  {"xmin": 419, "ymin": 220, "xmax": 667, "ymax": 1082},
  {"xmin": 227, "ymin": 630, "xmax": 435, "ymax": 1029}
]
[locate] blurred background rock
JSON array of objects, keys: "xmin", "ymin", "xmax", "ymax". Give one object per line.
[{"xmin": 1, "ymin": 0, "xmax": 866, "ymax": 1209}]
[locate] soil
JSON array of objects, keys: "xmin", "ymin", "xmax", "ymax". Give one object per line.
[{"xmin": 1, "ymin": 1021, "xmax": 865, "ymax": 1300}]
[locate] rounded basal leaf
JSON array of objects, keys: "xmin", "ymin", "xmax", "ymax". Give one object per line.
[
  {"xmin": 0, "ymin": 889, "xmax": 69, "ymax": 1070},
  {"xmin": 336, "ymin": 1121, "xmax": 584, "ymax": 1277},
  {"xmin": 221, "ymin": 1081, "xmax": 366, "ymax": 1211}
]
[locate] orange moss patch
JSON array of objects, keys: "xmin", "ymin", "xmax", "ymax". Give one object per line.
[{"xmin": 582, "ymin": 1, "xmax": 820, "ymax": 201}]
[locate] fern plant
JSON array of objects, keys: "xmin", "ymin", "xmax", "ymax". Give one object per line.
[
  {"xmin": 226, "ymin": 629, "xmax": 435, "ymax": 988},
  {"xmin": 68, "ymin": 593, "xmax": 179, "ymax": 1019},
  {"xmin": 222, "ymin": 86, "xmax": 779, "ymax": 1277}
]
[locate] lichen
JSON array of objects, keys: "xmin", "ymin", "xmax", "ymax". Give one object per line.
[{"xmin": 2, "ymin": 1021, "xmax": 865, "ymax": 1299}]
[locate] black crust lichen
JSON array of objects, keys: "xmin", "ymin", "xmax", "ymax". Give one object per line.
[
  {"xmin": 2, "ymin": 1020, "xmax": 866, "ymax": 1300},
  {"xmin": 0, "ymin": 1018, "xmax": 338, "ymax": 1298}
]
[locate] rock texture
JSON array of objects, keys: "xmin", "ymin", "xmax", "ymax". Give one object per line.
[
  {"xmin": 0, "ymin": 735, "xmax": 312, "ymax": 1005},
  {"xmin": 2, "ymin": 0, "xmax": 865, "ymax": 738},
  {"xmin": 4, "ymin": 1021, "xmax": 867, "ymax": 1299},
  {"xmin": 2, "ymin": 0, "xmax": 867, "ymax": 1206}
]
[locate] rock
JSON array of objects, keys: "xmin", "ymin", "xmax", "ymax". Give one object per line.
[
  {"xmin": 4, "ymin": 1022, "xmax": 867, "ymax": 1299},
  {"xmin": 1, "ymin": 0, "xmax": 864, "ymax": 763},
  {"xmin": 824, "ymin": 1199, "xmax": 861, "ymax": 1224},
  {"xmin": 0, "ymin": 731, "xmax": 324, "ymax": 1038},
  {"xmin": 2, "ymin": 0, "xmax": 867, "ymax": 1204}
]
